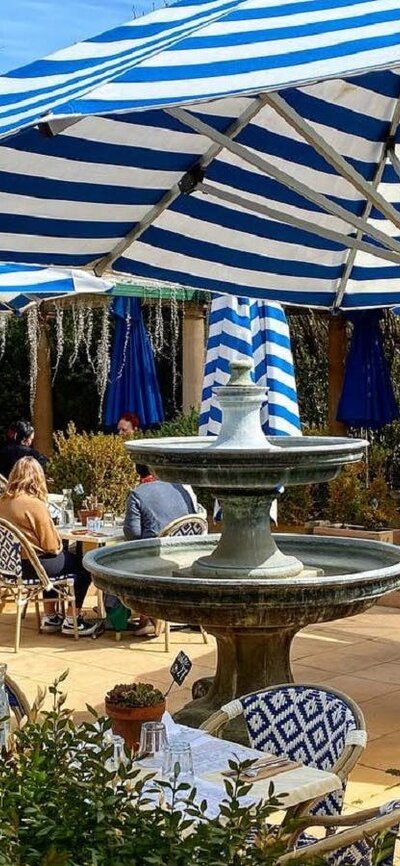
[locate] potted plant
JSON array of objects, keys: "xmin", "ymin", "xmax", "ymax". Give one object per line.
[{"xmin": 105, "ymin": 681, "xmax": 165, "ymax": 749}]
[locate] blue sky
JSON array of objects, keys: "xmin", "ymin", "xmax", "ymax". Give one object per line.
[{"xmin": 0, "ymin": 0, "xmax": 161, "ymax": 74}]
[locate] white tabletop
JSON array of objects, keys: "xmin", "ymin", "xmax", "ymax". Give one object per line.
[
  {"xmin": 137, "ymin": 713, "xmax": 341, "ymax": 818},
  {"xmin": 59, "ymin": 524, "xmax": 125, "ymax": 545}
]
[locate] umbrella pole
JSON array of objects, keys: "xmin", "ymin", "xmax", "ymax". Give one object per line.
[
  {"xmin": 328, "ymin": 315, "xmax": 347, "ymax": 435},
  {"xmin": 182, "ymin": 302, "xmax": 206, "ymax": 413}
]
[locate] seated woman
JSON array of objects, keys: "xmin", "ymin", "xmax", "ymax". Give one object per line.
[
  {"xmin": 0, "ymin": 420, "xmax": 48, "ymax": 478},
  {"xmin": 0, "ymin": 457, "xmax": 96, "ymax": 636}
]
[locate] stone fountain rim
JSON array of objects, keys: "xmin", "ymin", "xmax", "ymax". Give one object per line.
[
  {"xmin": 84, "ymin": 533, "xmax": 400, "ymax": 590},
  {"xmin": 125, "ymin": 436, "xmax": 368, "ymax": 455}
]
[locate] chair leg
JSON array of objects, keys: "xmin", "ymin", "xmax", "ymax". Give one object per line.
[
  {"xmin": 67, "ymin": 580, "xmax": 79, "ymax": 641},
  {"xmin": 164, "ymin": 621, "xmax": 170, "ymax": 653},
  {"xmin": 200, "ymin": 626, "xmax": 208, "ymax": 645},
  {"xmin": 21, "ymin": 600, "xmax": 29, "ymax": 620},
  {"xmin": 15, "ymin": 594, "xmax": 24, "ymax": 653},
  {"xmin": 34, "ymin": 597, "xmax": 41, "ymax": 632}
]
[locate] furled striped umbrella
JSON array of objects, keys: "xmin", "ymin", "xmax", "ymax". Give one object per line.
[
  {"xmin": 1, "ymin": 1, "xmax": 400, "ymax": 309},
  {"xmin": 0, "ymin": 263, "xmax": 112, "ymax": 312},
  {"xmin": 199, "ymin": 295, "xmax": 300, "ymax": 437}
]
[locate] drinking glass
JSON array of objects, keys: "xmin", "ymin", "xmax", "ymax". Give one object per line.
[
  {"xmin": 162, "ymin": 740, "xmax": 194, "ymax": 784},
  {"xmin": 138, "ymin": 721, "xmax": 168, "ymax": 759},
  {"xmin": 103, "ymin": 511, "xmax": 115, "ymax": 528}
]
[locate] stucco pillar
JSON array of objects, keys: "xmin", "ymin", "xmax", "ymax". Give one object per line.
[
  {"xmin": 328, "ymin": 315, "xmax": 347, "ymax": 435},
  {"xmin": 32, "ymin": 318, "xmax": 54, "ymax": 456},
  {"xmin": 182, "ymin": 302, "xmax": 206, "ymax": 412}
]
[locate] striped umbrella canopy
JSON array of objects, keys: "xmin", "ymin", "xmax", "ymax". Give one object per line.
[
  {"xmin": 1, "ymin": 1, "xmax": 400, "ymax": 309},
  {"xmin": 199, "ymin": 296, "xmax": 300, "ymax": 436},
  {"xmin": 0, "ymin": 263, "xmax": 112, "ymax": 312}
]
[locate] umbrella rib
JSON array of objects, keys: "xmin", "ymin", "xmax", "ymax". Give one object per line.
[
  {"xmin": 333, "ymin": 98, "xmax": 400, "ymax": 310},
  {"xmin": 93, "ymin": 95, "xmax": 268, "ymax": 276},
  {"xmin": 264, "ymin": 92, "xmax": 400, "ymax": 234},
  {"xmin": 169, "ymin": 106, "xmax": 400, "ymax": 259},
  {"xmin": 198, "ymin": 181, "xmax": 400, "ymax": 266}
]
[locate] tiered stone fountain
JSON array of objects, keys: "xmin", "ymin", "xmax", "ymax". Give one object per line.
[{"xmin": 86, "ymin": 361, "xmax": 400, "ymax": 739}]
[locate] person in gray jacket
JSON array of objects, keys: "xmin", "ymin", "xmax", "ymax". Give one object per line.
[
  {"xmin": 124, "ymin": 464, "xmax": 196, "ymax": 541},
  {"xmin": 123, "ymin": 464, "xmax": 197, "ymax": 636}
]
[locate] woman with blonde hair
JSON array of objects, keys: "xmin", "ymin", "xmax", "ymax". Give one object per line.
[{"xmin": 0, "ymin": 457, "xmax": 96, "ymax": 636}]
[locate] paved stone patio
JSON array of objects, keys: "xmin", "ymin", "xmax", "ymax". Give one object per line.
[{"xmin": 1, "ymin": 598, "xmax": 400, "ymax": 812}]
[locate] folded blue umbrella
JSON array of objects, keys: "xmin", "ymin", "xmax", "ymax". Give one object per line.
[
  {"xmin": 104, "ymin": 296, "xmax": 164, "ymax": 429},
  {"xmin": 337, "ymin": 311, "xmax": 399, "ymax": 429}
]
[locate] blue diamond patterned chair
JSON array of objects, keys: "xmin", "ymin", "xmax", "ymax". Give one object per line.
[
  {"xmin": 0, "ymin": 517, "xmax": 78, "ymax": 652},
  {"xmin": 201, "ymin": 683, "xmax": 366, "ymax": 819},
  {"xmin": 277, "ymin": 800, "xmax": 400, "ymax": 866},
  {"xmin": 5, "ymin": 673, "xmax": 30, "ymax": 724}
]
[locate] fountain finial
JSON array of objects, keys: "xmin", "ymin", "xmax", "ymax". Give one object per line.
[{"xmin": 229, "ymin": 358, "xmax": 253, "ymax": 386}]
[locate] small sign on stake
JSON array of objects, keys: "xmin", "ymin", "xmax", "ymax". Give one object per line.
[{"xmin": 164, "ymin": 651, "xmax": 192, "ymax": 697}]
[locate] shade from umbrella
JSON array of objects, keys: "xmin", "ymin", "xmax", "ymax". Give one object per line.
[
  {"xmin": 0, "ymin": 262, "xmax": 111, "ymax": 312},
  {"xmin": 200, "ymin": 295, "xmax": 300, "ymax": 436},
  {"xmin": 337, "ymin": 311, "xmax": 399, "ymax": 429},
  {"xmin": 1, "ymin": 1, "xmax": 400, "ymax": 309},
  {"xmin": 103, "ymin": 295, "xmax": 164, "ymax": 429}
]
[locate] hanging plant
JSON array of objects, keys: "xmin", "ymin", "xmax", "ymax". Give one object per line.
[
  {"xmin": 83, "ymin": 305, "xmax": 95, "ymax": 372},
  {"xmin": 96, "ymin": 304, "xmax": 111, "ymax": 419},
  {"xmin": 117, "ymin": 309, "xmax": 131, "ymax": 379},
  {"xmin": 170, "ymin": 288, "xmax": 180, "ymax": 410},
  {"xmin": 26, "ymin": 306, "xmax": 40, "ymax": 412},
  {"xmin": 69, "ymin": 303, "xmax": 86, "ymax": 368},
  {"xmin": 0, "ymin": 315, "xmax": 9, "ymax": 360},
  {"xmin": 153, "ymin": 289, "xmax": 164, "ymax": 357},
  {"xmin": 52, "ymin": 303, "xmax": 65, "ymax": 383}
]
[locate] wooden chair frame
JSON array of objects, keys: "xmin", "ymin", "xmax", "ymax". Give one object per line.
[
  {"xmin": 159, "ymin": 513, "xmax": 209, "ymax": 652},
  {"xmin": 277, "ymin": 804, "xmax": 400, "ymax": 864},
  {"xmin": 201, "ymin": 682, "xmax": 366, "ymax": 820},
  {"xmin": 0, "ymin": 517, "xmax": 79, "ymax": 651}
]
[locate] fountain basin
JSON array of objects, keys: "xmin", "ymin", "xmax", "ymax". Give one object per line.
[{"xmin": 85, "ymin": 534, "xmax": 400, "ymax": 628}]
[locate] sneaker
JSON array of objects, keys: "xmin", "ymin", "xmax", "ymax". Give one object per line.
[
  {"xmin": 61, "ymin": 616, "xmax": 99, "ymax": 636},
  {"xmin": 41, "ymin": 613, "xmax": 64, "ymax": 633}
]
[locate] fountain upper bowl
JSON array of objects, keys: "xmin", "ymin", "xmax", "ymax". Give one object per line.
[{"xmin": 126, "ymin": 435, "xmax": 367, "ymax": 488}]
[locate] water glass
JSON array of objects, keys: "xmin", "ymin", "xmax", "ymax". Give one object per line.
[
  {"xmin": 139, "ymin": 721, "xmax": 168, "ymax": 758},
  {"xmin": 162, "ymin": 740, "xmax": 194, "ymax": 784}
]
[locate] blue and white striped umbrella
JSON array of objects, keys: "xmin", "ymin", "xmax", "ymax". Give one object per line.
[
  {"xmin": 199, "ymin": 296, "xmax": 300, "ymax": 437},
  {"xmin": 1, "ymin": 0, "xmax": 400, "ymax": 309},
  {"xmin": 0, "ymin": 263, "xmax": 112, "ymax": 312}
]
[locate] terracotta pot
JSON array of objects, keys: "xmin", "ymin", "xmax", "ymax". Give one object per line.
[{"xmin": 105, "ymin": 700, "xmax": 166, "ymax": 750}]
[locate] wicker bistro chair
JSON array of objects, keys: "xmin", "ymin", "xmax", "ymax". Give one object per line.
[
  {"xmin": 5, "ymin": 673, "xmax": 30, "ymax": 723},
  {"xmin": 0, "ymin": 517, "xmax": 79, "ymax": 651},
  {"xmin": 158, "ymin": 513, "xmax": 209, "ymax": 652},
  {"xmin": 0, "ymin": 474, "xmax": 7, "ymax": 494},
  {"xmin": 201, "ymin": 683, "xmax": 367, "ymax": 820},
  {"xmin": 277, "ymin": 801, "xmax": 400, "ymax": 866}
]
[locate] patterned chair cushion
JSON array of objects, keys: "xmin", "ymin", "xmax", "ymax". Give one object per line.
[
  {"xmin": 169, "ymin": 520, "xmax": 206, "ymax": 536},
  {"xmin": 241, "ymin": 686, "xmax": 359, "ymax": 816},
  {"xmin": 0, "ymin": 524, "xmax": 22, "ymax": 581}
]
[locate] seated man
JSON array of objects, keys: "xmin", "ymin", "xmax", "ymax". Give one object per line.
[
  {"xmin": 123, "ymin": 463, "xmax": 197, "ymax": 636},
  {"xmin": 124, "ymin": 463, "xmax": 197, "ymax": 541}
]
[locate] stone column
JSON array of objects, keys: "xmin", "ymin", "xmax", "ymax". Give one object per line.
[
  {"xmin": 328, "ymin": 315, "xmax": 347, "ymax": 435},
  {"xmin": 182, "ymin": 302, "xmax": 206, "ymax": 413},
  {"xmin": 32, "ymin": 318, "xmax": 54, "ymax": 456}
]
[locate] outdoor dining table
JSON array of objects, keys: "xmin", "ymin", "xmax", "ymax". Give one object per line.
[
  {"xmin": 59, "ymin": 524, "xmax": 125, "ymax": 618},
  {"xmin": 135, "ymin": 713, "xmax": 341, "ymax": 821}
]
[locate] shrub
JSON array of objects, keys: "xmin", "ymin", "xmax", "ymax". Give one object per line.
[{"xmin": 48, "ymin": 422, "xmax": 137, "ymax": 513}]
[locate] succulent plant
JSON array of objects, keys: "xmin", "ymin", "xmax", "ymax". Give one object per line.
[{"xmin": 105, "ymin": 681, "xmax": 165, "ymax": 708}]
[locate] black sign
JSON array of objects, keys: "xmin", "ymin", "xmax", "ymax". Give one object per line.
[{"xmin": 170, "ymin": 651, "xmax": 192, "ymax": 686}]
